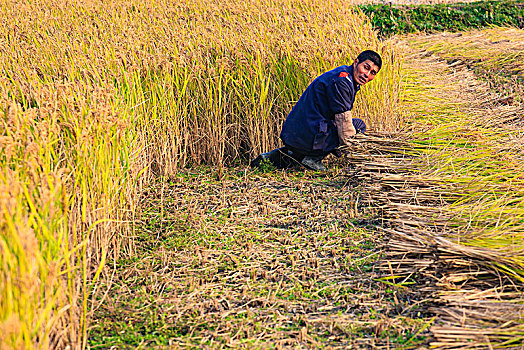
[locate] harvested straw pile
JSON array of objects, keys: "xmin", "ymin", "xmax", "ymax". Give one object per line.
[{"xmin": 338, "ymin": 41, "xmax": 524, "ymax": 348}]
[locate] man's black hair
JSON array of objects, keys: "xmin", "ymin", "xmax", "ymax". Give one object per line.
[{"xmin": 356, "ymin": 50, "xmax": 382, "ymax": 70}]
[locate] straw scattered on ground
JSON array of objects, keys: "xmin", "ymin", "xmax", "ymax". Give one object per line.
[
  {"xmin": 340, "ymin": 34, "xmax": 524, "ymax": 348},
  {"xmin": 89, "ymin": 169, "xmax": 432, "ymax": 348},
  {"xmin": 405, "ymin": 28, "xmax": 524, "ymax": 103}
]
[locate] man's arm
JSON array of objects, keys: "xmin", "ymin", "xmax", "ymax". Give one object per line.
[{"xmin": 334, "ymin": 110, "xmax": 356, "ymax": 148}]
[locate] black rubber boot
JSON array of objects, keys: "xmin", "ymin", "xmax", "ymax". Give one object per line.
[
  {"xmin": 279, "ymin": 148, "xmax": 303, "ymax": 169},
  {"xmin": 300, "ymin": 155, "xmax": 327, "ymax": 171},
  {"xmin": 251, "ymin": 149, "xmax": 282, "ymax": 169}
]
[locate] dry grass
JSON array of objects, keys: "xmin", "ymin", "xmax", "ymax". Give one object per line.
[
  {"xmin": 405, "ymin": 28, "xmax": 524, "ymax": 104},
  {"xmin": 89, "ymin": 169, "xmax": 432, "ymax": 349}
]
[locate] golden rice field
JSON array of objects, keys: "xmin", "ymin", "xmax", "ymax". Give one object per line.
[
  {"xmin": 1, "ymin": 0, "xmax": 523, "ymax": 348},
  {"xmin": 0, "ymin": 0, "xmax": 403, "ymax": 348}
]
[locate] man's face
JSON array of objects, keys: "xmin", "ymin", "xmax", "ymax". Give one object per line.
[{"xmin": 352, "ymin": 59, "xmax": 380, "ymax": 85}]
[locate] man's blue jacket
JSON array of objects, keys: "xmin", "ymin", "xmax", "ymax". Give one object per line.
[{"xmin": 280, "ymin": 65, "xmax": 360, "ymax": 153}]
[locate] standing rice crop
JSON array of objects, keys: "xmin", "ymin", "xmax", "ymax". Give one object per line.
[
  {"xmin": 108, "ymin": 0, "xmax": 405, "ymax": 171},
  {"xmin": 0, "ymin": 0, "xmax": 404, "ymax": 348}
]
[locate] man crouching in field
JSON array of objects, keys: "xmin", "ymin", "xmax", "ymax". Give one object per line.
[{"xmin": 251, "ymin": 50, "xmax": 381, "ymax": 171}]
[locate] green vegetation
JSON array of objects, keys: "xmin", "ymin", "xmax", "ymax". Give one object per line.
[{"xmin": 360, "ymin": 1, "xmax": 524, "ymax": 36}]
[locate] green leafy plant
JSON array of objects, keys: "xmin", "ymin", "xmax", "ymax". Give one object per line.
[{"xmin": 360, "ymin": 1, "xmax": 524, "ymax": 37}]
